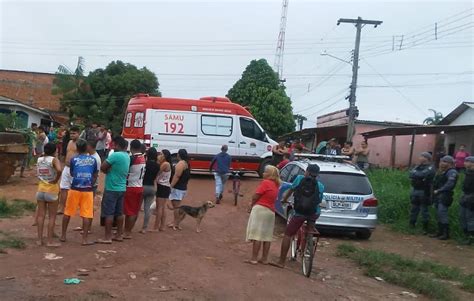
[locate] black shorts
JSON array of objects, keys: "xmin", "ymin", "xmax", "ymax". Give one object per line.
[{"xmin": 156, "ymin": 184, "xmax": 171, "ymax": 199}]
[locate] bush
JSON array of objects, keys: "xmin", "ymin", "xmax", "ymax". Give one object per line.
[
  {"xmin": 366, "ymin": 169, "xmax": 465, "ymax": 241},
  {"xmin": 0, "ymin": 198, "xmax": 36, "ymax": 218}
]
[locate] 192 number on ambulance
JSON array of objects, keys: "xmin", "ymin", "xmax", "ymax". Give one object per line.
[{"xmin": 164, "ymin": 122, "xmax": 184, "ymax": 134}]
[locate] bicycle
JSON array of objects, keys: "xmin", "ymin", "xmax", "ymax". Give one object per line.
[
  {"xmin": 229, "ymin": 170, "xmax": 244, "ymax": 206},
  {"xmin": 287, "ymin": 209, "xmax": 320, "ymax": 277}
]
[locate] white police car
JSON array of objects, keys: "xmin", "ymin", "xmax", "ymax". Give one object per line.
[{"xmin": 275, "ymin": 154, "xmax": 377, "ymax": 239}]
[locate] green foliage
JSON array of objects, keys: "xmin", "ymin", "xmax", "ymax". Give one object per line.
[
  {"xmin": 0, "ymin": 231, "xmax": 25, "ymax": 253},
  {"xmin": 423, "ymin": 109, "xmax": 444, "ymax": 125},
  {"xmin": 367, "ymin": 169, "xmax": 465, "ymax": 240},
  {"xmin": 0, "ymin": 198, "xmax": 36, "ymax": 218},
  {"xmin": 337, "ymin": 243, "xmax": 474, "ymax": 300},
  {"xmin": 54, "ymin": 59, "xmax": 161, "ymax": 134},
  {"xmin": 227, "ymin": 59, "xmax": 295, "ymax": 138},
  {"xmin": 0, "ymin": 112, "xmax": 19, "ymax": 131}
]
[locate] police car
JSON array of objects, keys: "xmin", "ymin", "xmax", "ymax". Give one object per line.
[{"xmin": 275, "ymin": 154, "xmax": 377, "ymax": 239}]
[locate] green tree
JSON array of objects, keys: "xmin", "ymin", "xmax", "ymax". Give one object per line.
[
  {"xmin": 85, "ymin": 61, "xmax": 161, "ymax": 133},
  {"xmin": 423, "ymin": 109, "xmax": 444, "ymax": 125},
  {"xmin": 227, "ymin": 59, "xmax": 295, "ymax": 137},
  {"xmin": 54, "ymin": 60, "xmax": 161, "ymax": 134}
]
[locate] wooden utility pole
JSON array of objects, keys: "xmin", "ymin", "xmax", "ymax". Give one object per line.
[{"xmin": 337, "ymin": 17, "xmax": 382, "ymax": 142}]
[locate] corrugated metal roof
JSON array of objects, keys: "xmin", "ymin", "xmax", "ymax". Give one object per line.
[
  {"xmin": 0, "ymin": 95, "xmax": 51, "ymax": 116},
  {"xmin": 361, "ymin": 124, "xmax": 474, "ymax": 139}
]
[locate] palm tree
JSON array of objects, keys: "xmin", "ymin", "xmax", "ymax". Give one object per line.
[
  {"xmin": 52, "ymin": 56, "xmax": 86, "ymax": 113},
  {"xmin": 293, "ymin": 114, "xmax": 307, "ymax": 131},
  {"xmin": 423, "ymin": 109, "xmax": 444, "ymax": 125}
]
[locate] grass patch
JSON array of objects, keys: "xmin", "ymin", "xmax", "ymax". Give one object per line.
[
  {"xmin": 0, "ymin": 198, "xmax": 36, "ymax": 218},
  {"xmin": 337, "ymin": 243, "xmax": 474, "ymax": 300},
  {"xmin": 0, "ymin": 231, "xmax": 26, "ymax": 253},
  {"xmin": 366, "ymin": 169, "xmax": 465, "ymax": 241}
]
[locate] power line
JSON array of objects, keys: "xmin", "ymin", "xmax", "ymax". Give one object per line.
[
  {"xmin": 294, "ymin": 87, "xmax": 348, "ymax": 113},
  {"xmin": 361, "ymin": 58, "xmax": 428, "ymax": 117}
]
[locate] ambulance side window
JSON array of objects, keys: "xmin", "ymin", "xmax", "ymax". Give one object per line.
[
  {"xmin": 124, "ymin": 112, "xmax": 132, "ymax": 128},
  {"xmin": 201, "ymin": 115, "xmax": 233, "ymax": 136},
  {"xmin": 240, "ymin": 118, "xmax": 265, "ymax": 141}
]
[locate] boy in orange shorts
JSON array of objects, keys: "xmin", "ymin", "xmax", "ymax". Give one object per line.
[{"xmin": 60, "ymin": 139, "xmax": 98, "ymax": 245}]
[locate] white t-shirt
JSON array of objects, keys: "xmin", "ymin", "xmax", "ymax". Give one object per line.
[
  {"xmin": 127, "ymin": 153, "xmax": 146, "ymax": 188},
  {"xmin": 91, "ymin": 151, "xmax": 102, "ymax": 187}
]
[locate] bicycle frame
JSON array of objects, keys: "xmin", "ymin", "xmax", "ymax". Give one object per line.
[{"xmin": 230, "ymin": 170, "xmax": 244, "ymax": 206}]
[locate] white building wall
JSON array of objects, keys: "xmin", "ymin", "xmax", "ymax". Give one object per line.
[
  {"xmin": 450, "ymin": 107, "xmax": 474, "ymax": 126},
  {"xmin": 444, "ymin": 129, "xmax": 474, "ymax": 155}
]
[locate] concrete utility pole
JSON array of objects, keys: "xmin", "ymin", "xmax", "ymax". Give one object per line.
[{"xmin": 337, "ymin": 17, "xmax": 382, "ymax": 142}]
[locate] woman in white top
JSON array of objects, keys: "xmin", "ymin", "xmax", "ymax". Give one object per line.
[{"xmin": 153, "ymin": 149, "xmax": 173, "ymax": 231}]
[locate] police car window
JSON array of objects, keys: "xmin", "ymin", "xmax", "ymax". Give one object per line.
[
  {"xmin": 288, "ymin": 166, "xmax": 303, "ymax": 183},
  {"xmin": 280, "ymin": 164, "xmax": 294, "ymax": 182},
  {"xmin": 124, "ymin": 112, "xmax": 132, "ymax": 128},
  {"xmin": 319, "ymin": 172, "xmax": 372, "ymax": 195},
  {"xmin": 240, "ymin": 118, "xmax": 264, "ymax": 141},
  {"xmin": 201, "ymin": 115, "xmax": 233, "ymax": 137}
]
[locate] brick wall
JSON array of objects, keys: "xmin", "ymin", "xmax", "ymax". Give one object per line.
[{"xmin": 0, "ymin": 69, "xmax": 61, "ymax": 111}]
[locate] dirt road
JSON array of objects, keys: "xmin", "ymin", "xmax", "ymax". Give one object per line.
[{"xmin": 0, "ymin": 171, "xmax": 472, "ymax": 300}]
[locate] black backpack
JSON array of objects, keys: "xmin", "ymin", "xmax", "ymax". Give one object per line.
[{"xmin": 294, "ymin": 176, "xmax": 320, "ymax": 215}]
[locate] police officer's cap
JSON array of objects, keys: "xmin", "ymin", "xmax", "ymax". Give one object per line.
[
  {"xmin": 420, "ymin": 152, "xmax": 432, "ymax": 161},
  {"xmin": 440, "ymin": 155, "xmax": 455, "ymax": 164},
  {"xmin": 465, "ymin": 156, "xmax": 474, "ymax": 163},
  {"xmin": 306, "ymin": 164, "xmax": 320, "ymax": 176}
]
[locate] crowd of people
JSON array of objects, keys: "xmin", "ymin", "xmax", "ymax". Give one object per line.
[
  {"xmin": 31, "ymin": 123, "xmax": 473, "ymax": 253},
  {"xmin": 409, "ymin": 152, "xmax": 474, "ymax": 244},
  {"xmin": 33, "ymin": 123, "xmax": 192, "ymax": 247},
  {"xmin": 272, "ymin": 138, "xmax": 371, "ymax": 170},
  {"xmin": 21, "ymin": 123, "xmax": 114, "ymax": 178}
]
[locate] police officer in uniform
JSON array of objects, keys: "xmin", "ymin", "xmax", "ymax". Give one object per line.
[
  {"xmin": 409, "ymin": 152, "xmax": 435, "ymax": 233},
  {"xmin": 430, "ymin": 156, "xmax": 458, "ymax": 240},
  {"xmin": 460, "ymin": 156, "xmax": 474, "ymax": 245}
]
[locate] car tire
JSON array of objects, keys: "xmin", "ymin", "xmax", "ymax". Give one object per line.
[
  {"xmin": 258, "ymin": 158, "xmax": 272, "ymax": 178},
  {"xmin": 355, "ymin": 230, "xmax": 372, "ymax": 240}
]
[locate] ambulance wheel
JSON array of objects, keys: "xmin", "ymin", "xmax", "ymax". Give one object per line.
[{"xmin": 258, "ymin": 158, "xmax": 272, "ymax": 178}]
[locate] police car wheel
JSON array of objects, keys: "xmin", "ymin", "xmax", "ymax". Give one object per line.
[{"xmin": 258, "ymin": 158, "xmax": 272, "ymax": 178}]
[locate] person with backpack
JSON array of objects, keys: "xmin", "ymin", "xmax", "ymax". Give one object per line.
[{"xmin": 271, "ymin": 164, "xmax": 324, "ymax": 269}]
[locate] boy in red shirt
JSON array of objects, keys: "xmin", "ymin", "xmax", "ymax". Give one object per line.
[{"xmin": 123, "ymin": 140, "xmax": 146, "ymax": 239}]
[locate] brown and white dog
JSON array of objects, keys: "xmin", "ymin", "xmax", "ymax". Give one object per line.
[{"xmin": 168, "ymin": 201, "xmax": 215, "ymax": 232}]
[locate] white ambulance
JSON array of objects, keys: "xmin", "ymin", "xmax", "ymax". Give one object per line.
[{"xmin": 122, "ymin": 94, "xmax": 277, "ymax": 176}]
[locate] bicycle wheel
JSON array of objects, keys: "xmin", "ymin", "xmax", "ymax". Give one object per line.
[
  {"xmin": 287, "ymin": 209, "xmax": 297, "ymax": 261},
  {"xmin": 302, "ymin": 233, "xmax": 315, "ymax": 277}
]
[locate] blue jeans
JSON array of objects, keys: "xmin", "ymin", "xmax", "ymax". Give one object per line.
[{"xmin": 214, "ymin": 173, "xmax": 229, "ymax": 198}]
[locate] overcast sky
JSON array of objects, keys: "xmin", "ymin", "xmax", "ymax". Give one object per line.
[{"xmin": 1, "ymin": 0, "xmax": 472, "ymax": 127}]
